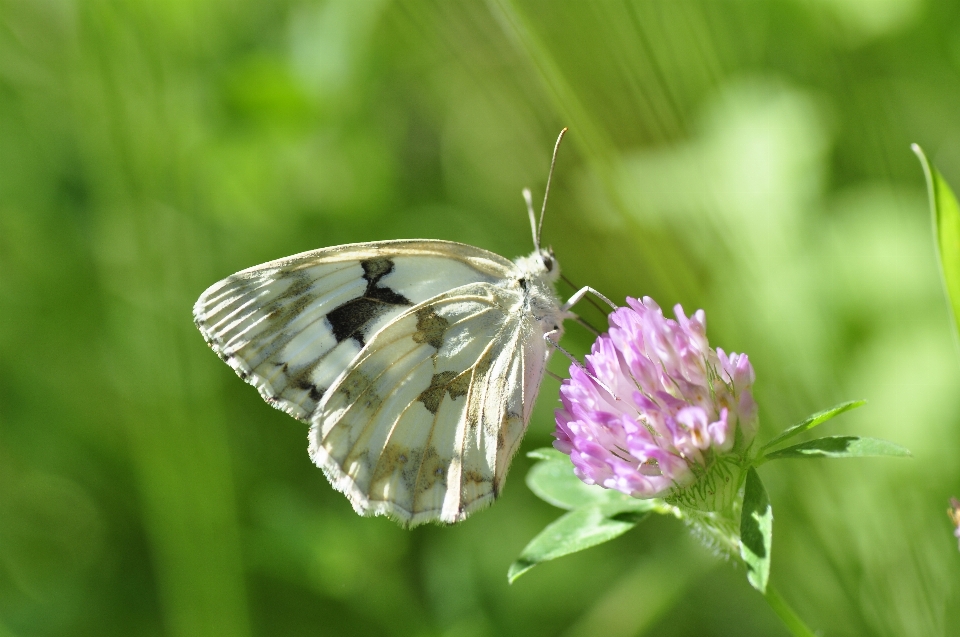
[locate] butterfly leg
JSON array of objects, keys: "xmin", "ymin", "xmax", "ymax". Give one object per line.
[
  {"xmin": 543, "ymin": 331, "xmax": 579, "ymax": 367},
  {"xmin": 542, "ymin": 329, "xmax": 579, "ymax": 368},
  {"xmin": 561, "ymin": 286, "xmax": 617, "ymax": 313},
  {"xmin": 541, "ymin": 331, "xmax": 620, "ymax": 399}
]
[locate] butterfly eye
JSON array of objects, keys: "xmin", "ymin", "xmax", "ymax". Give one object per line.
[{"xmin": 542, "ymin": 255, "xmax": 554, "ymax": 272}]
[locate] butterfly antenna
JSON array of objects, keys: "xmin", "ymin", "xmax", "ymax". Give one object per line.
[
  {"xmin": 538, "ymin": 127, "xmax": 568, "ymax": 246},
  {"xmin": 523, "ymin": 187, "xmax": 539, "ymax": 252}
]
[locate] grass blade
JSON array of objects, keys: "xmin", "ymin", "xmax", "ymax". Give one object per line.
[{"xmin": 913, "ymin": 144, "xmax": 960, "ymax": 343}]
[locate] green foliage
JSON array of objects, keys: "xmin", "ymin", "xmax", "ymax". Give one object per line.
[
  {"xmin": 762, "ymin": 436, "xmax": 911, "ymax": 461},
  {"xmin": 508, "ymin": 504, "xmax": 649, "ymax": 583},
  {"xmin": 763, "ymin": 586, "xmax": 819, "ymax": 637},
  {"xmin": 914, "ymin": 145, "xmax": 960, "ymax": 343},
  {"xmin": 760, "ymin": 400, "xmax": 866, "ymax": 452},
  {"xmin": 2, "ymin": 1, "xmax": 959, "ymax": 635},
  {"xmin": 522, "ymin": 413, "xmax": 905, "ymax": 620},
  {"xmin": 757, "ymin": 401, "xmax": 910, "ymax": 465},
  {"xmin": 525, "ymin": 448, "xmax": 649, "ymax": 510},
  {"xmin": 512, "ymin": 449, "xmax": 661, "ymax": 582},
  {"xmin": 739, "ymin": 468, "xmax": 773, "ymax": 593}
]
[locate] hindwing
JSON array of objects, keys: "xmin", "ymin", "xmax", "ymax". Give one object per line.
[{"xmin": 308, "ymin": 282, "xmax": 543, "ymax": 526}]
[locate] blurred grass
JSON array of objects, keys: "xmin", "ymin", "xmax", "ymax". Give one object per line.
[{"xmin": 2, "ymin": 0, "xmax": 960, "ymax": 635}]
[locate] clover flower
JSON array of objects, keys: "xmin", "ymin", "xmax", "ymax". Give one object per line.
[
  {"xmin": 554, "ymin": 297, "xmax": 759, "ymax": 511},
  {"xmin": 950, "ymin": 498, "xmax": 960, "ymax": 551}
]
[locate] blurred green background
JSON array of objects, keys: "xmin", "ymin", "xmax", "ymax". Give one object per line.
[{"xmin": 2, "ymin": 0, "xmax": 960, "ymax": 635}]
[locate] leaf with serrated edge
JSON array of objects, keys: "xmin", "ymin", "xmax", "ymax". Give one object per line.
[
  {"xmin": 508, "ymin": 504, "xmax": 648, "ymax": 583},
  {"xmin": 913, "ymin": 144, "xmax": 960, "ymax": 343},
  {"xmin": 761, "ymin": 400, "xmax": 865, "ymax": 453},
  {"xmin": 763, "ymin": 436, "xmax": 911, "ymax": 461},
  {"xmin": 739, "ymin": 468, "xmax": 773, "ymax": 593}
]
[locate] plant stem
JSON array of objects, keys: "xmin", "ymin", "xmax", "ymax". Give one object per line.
[{"xmin": 764, "ymin": 585, "xmax": 818, "ymax": 637}]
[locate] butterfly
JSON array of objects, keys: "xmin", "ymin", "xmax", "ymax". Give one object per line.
[{"xmin": 193, "ymin": 129, "xmax": 613, "ymax": 527}]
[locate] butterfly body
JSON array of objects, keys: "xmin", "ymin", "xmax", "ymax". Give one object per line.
[{"xmin": 194, "ymin": 239, "xmax": 568, "ymax": 526}]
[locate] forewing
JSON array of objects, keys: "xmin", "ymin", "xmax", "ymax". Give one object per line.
[
  {"xmin": 308, "ymin": 281, "xmax": 540, "ymax": 527},
  {"xmin": 193, "ymin": 240, "xmax": 514, "ymax": 421}
]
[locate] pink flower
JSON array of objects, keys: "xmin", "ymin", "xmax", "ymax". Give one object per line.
[
  {"xmin": 554, "ymin": 297, "xmax": 758, "ymax": 509},
  {"xmin": 950, "ymin": 498, "xmax": 960, "ymax": 551}
]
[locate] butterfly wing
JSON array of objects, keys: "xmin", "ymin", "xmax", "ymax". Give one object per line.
[
  {"xmin": 309, "ymin": 281, "xmax": 551, "ymax": 526},
  {"xmin": 193, "ymin": 240, "xmax": 515, "ymax": 422}
]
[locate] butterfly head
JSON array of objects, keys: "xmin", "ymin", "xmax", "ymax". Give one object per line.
[
  {"xmin": 539, "ymin": 247, "xmax": 556, "ymax": 274},
  {"xmin": 515, "ymin": 247, "xmax": 561, "ymax": 287}
]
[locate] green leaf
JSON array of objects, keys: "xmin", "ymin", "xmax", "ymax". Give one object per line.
[
  {"xmin": 525, "ymin": 450, "xmax": 658, "ymax": 511},
  {"xmin": 760, "ymin": 400, "xmax": 866, "ymax": 453},
  {"xmin": 913, "ymin": 144, "xmax": 960, "ymax": 342},
  {"xmin": 508, "ymin": 503, "xmax": 649, "ymax": 583},
  {"xmin": 763, "ymin": 436, "xmax": 911, "ymax": 461},
  {"xmin": 526, "ymin": 447, "xmax": 568, "ymax": 462},
  {"xmin": 739, "ymin": 467, "xmax": 773, "ymax": 593}
]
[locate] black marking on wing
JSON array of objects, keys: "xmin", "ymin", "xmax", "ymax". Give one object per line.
[
  {"xmin": 417, "ymin": 370, "xmax": 471, "ymax": 415},
  {"xmin": 295, "ymin": 379, "xmax": 325, "ymax": 403},
  {"xmin": 282, "ymin": 363, "xmax": 327, "ymax": 402},
  {"xmin": 411, "ymin": 307, "xmax": 449, "ymax": 350},
  {"xmin": 327, "ymin": 258, "xmax": 412, "ymax": 346},
  {"xmin": 361, "ymin": 257, "xmax": 393, "ymax": 284}
]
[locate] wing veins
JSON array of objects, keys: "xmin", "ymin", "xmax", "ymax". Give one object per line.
[
  {"xmin": 318, "ymin": 342, "xmax": 432, "ymax": 445},
  {"xmin": 201, "ymin": 278, "xmax": 272, "ymax": 310},
  {"xmin": 207, "ymin": 294, "xmax": 265, "ymax": 335},
  {"xmin": 219, "ymin": 305, "xmax": 276, "ymax": 351},
  {"xmin": 320, "ymin": 301, "xmax": 503, "ymax": 448},
  {"xmin": 406, "ymin": 320, "xmax": 514, "ymax": 515},
  {"xmin": 457, "ymin": 317, "xmax": 524, "ymax": 512},
  {"xmin": 492, "ymin": 326, "xmax": 526, "ymax": 490},
  {"xmin": 202, "ymin": 261, "xmax": 352, "ymax": 318},
  {"xmin": 344, "ymin": 298, "xmax": 501, "ymax": 373},
  {"xmin": 333, "ymin": 326, "xmax": 497, "ymax": 509},
  {"xmin": 322, "ymin": 297, "xmax": 510, "ymax": 515},
  {"xmin": 226, "ymin": 278, "xmax": 366, "ymax": 373},
  {"xmin": 204, "ymin": 262, "xmax": 357, "ymax": 345},
  {"xmin": 448, "ymin": 336, "xmax": 493, "ymax": 517}
]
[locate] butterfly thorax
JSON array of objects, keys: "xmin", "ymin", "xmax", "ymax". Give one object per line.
[{"xmin": 513, "ymin": 249, "xmax": 566, "ymax": 334}]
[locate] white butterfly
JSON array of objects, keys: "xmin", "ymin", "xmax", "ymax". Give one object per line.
[{"xmin": 193, "ymin": 130, "xmax": 612, "ymax": 526}]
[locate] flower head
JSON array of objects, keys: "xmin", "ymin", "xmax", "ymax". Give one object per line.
[
  {"xmin": 949, "ymin": 497, "xmax": 960, "ymax": 551},
  {"xmin": 554, "ymin": 297, "xmax": 758, "ymax": 511}
]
